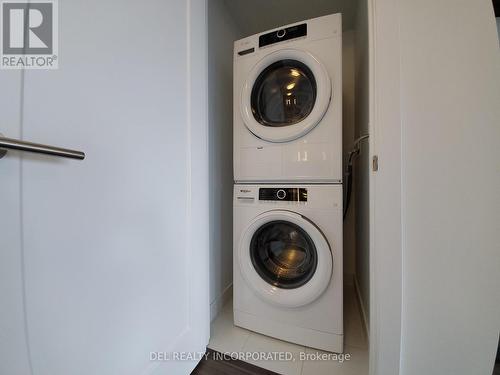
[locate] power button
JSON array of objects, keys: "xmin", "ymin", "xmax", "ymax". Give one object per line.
[{"xmin": 276, "ymin": 189, "xmax": 286, "ymax": 199}]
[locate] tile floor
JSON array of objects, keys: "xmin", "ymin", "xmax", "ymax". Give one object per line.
[{"xmin": 208, "ymin": 285, "xmax": 368, "ymax": 375}]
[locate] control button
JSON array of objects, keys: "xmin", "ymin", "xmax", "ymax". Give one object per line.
[
  {"xmin": 276, "ymin": 29, "xmax": 286, "ymax": 38},
  {"xmin": 276, "ymin": 189, "xmax": 286, "ymax": 199}
]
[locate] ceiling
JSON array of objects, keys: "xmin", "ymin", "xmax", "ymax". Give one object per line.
[{"xmin": 223, "ymin": 0, "xmax": 359, "ymax": 37}]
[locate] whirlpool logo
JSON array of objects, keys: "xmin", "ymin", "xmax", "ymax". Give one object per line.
[{"xmin": 1, "ymin": 0, "xmax": 58, "ymax": 69}]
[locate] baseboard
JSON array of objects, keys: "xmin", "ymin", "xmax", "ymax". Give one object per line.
[
  {"xmin": 210, "ymin": 284, "xmax": 233, "ymax": 322},
  {"xmin": 353, "ymin": 276, "xmax": 369, "ymax": 338}
]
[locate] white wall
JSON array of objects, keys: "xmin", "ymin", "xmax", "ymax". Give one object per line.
[
  {"xmin": 343, "ymin": 30, "xmax": 357, "ymax": 282},
  {"xmin": 354, "ymin": 0, "xmax": 370, "ymax": 329},
  {"xmin": 208, "ymin": 0, "xmax": 242, "ymax": 320},
  {"xmin": 223, "ymin": 0, "xmax": 359, "ymax": 36},
  {"xmin": 398, "ymin": 1, "xmax": 500, "ymax": 374},
  {"xmin": 497, "ymin": 18, "xmax": 500, "ymax": 43}
]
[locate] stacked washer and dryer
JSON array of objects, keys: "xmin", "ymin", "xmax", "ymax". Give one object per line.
[{"xmin": 232, "ymin": 14, "xmax": 344, "ymax": 353}]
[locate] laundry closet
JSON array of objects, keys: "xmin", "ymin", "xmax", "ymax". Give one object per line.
[{"xmin": 207, "ymin": 0, "xmax": 371, "ymax": 373}]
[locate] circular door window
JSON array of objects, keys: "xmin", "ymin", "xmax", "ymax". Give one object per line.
[
  {"xmin": 241, "ymin": 49, "xmax": 331, "ymax": 143},
  {"xmin": 251, "ymin": 60, "xmax": 317, "ymax": 128},
  {"xmin": 250, "ymin": 220, "xmax": 317, "ymax": 289},
  {"xmin": 238, "ymin": 210, "xmax": 333, "ymax": 308}
]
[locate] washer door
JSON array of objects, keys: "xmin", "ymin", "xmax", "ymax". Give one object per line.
[
  {"xmin": 241, "ymin": 49, "xmax": 331, "ymax": 143},
  {"xmin": 239, "ymin": 210, "xmax": 333, "ymax": 308}
]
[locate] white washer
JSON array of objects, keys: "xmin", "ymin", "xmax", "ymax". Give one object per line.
[
  {"xmin": 233, "ymin": 184, "xmax": 343, "ymax": 353},
  {"xmin": 233, "ymin": 14, "xmax": 342, "ymax": 183}
]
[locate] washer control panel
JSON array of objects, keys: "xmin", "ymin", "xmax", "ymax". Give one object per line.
[{"xmin": 259, "ymin": 188, "xmax": 307, "ymax": 202}]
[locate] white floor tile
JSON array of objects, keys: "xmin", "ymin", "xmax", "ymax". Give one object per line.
[
  {"xmin": 343, "ymin": 345, "xmax": 369, "ymax": 375},
  {"xmin": 207, "ymin": 304, "xmax": 251, "ymax": 353},
  {"xmin": 208, "ymin": 286, "xmax": 369, "ymax": 375},
  {"xmin": 241, "ymin": 332, "xmax": 306, "ymax": 375},
  {"xmin": 300, "ymin": 347, "xmax": 345, "ymax": 375},
  {"xmin": 301, "ymin": 345, "xmax": 368, "ymax": 375}
]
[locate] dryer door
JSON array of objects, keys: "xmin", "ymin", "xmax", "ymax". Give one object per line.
[
  {"xmin": 238, "ymin": 210, "xmax": 333, "ymax": 307},
  {"xmin": 241, "ymin": 49, "xmax": 331, "ymax": 143}
]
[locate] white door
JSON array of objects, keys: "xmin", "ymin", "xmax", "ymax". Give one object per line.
[
  {"xmin": 369, "ymin": 0, "xmax": 500, "ymax": 374},
  {"xmin": 0, "ymin": 1, "xmax": 209, "ymax": 375}
]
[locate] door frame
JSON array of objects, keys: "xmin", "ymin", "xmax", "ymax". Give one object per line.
[
  {"xmin": 183, "ymin": 0, "xmax": 210, "ymax": 353},
  {"xmin": 368, "ymin": 0, "xmax": 403, "ymax": 374},
  {"xmin": 152, "ymin": 0, "xmax": 210, "ymax": 373},
  {"xmin": 201, "ymin": 0, "xmax": 406, "ymax": 373}
]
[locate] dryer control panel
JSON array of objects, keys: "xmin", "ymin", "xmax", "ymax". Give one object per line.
[
  {"xmin": 259, "ymin": 23, "xmax": 307, "ymax": 48},
  {"xmin": 259, "ymin": 188, "xmax": 307, "ymax": 202}
]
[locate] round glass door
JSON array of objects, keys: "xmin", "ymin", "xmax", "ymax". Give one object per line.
[
  {"xmin": 251, "ymin": 60, "xmax": 317, "ymax": 128},
  {"xmin": 240, "ymin": 49, "xmax": 331, "ymax": 143},
  {"xmin": 238, "ymin": 210, "xmax": 333, "ymax": 307},
  {"xmin": 250, "ymin": 220, "xmax": 318, "ymax": 289}
]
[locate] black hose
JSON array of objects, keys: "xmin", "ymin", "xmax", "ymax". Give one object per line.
[
  {"xmin": 343, "ymin": 134, "xmax": 369, "ymax": 221},
  {"xmin": 343, "ymin": 149, "xmax": 359, "ymax": 220},
  {"xmin": 343, "ymin": 164, "xmax": 353, "ymax": 220}
]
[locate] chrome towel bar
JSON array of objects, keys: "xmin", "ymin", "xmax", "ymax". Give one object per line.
[{"xmin": 0, "ymin": 134, "xmax": 85, "ymax": 160}]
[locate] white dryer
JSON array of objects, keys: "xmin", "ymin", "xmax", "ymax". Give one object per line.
[
  {"xmin": 233, "ymin": 14, "xmax": 342, "ymax": 183},
  {"xmin": 233, "ymin": 184, "xmax": 343, "ymax": 353}
]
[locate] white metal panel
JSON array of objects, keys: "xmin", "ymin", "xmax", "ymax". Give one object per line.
[
  {"xmin": 233, "ymin": 14, "xmax": 342, "ymax": 183},
  {"xmin": 233, "ymin": 184, "xmax": 343, "ymax": 352}
]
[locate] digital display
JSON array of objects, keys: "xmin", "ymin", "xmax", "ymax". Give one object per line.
[
  {"xmin": 259, "ymin": 188, "xmax": 307, "ymax": 202},
  {"xmin": 259, "ymin": 24, "xmax": 307, "ymax": 48}
]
